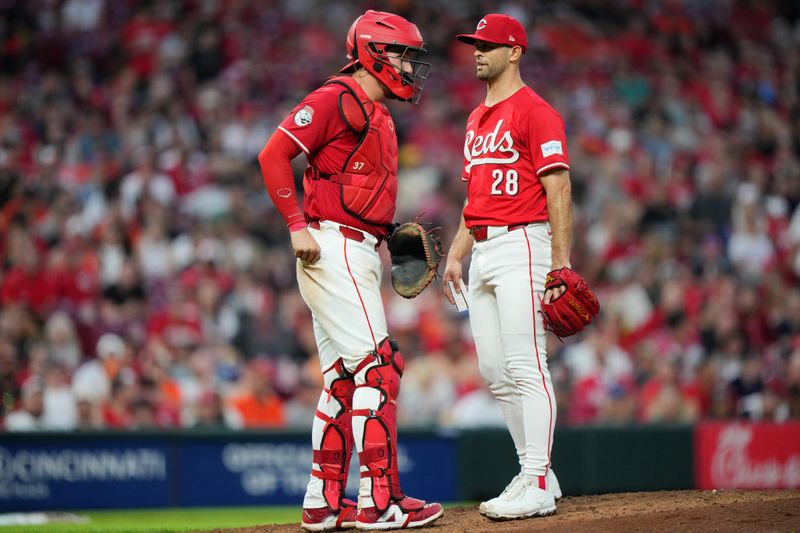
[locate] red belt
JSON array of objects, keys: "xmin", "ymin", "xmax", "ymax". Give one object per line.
[
  {"xmin": 309, "ymin": 221, "xmax": 379, "ymax": 247},
  {"xmin": 469, "ymin": 223, "xmax": 529, "ymax": 242}
]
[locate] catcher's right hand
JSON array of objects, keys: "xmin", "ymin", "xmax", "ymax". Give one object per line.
[
  {"xmin": 291, "ymin": 228, "xmax": 321, "ymax": 264},
  {"xmin": 540, "ymin": 268, "xmax": 599, "ymax": 339}
]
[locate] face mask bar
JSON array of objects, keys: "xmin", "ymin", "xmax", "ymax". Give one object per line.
[{"xmin": 368, "ymin": 43, "xmax": 431, "ymax": 104}]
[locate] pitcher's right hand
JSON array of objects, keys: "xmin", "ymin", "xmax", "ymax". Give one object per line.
[{"xmin": 442, "ymin": 259, "xmax": 463, "ymax": 305}]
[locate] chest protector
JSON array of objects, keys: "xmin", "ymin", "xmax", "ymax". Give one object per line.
[{"xmin": 308, "ymin": 77, "xmax": 398, "ymax": 227}]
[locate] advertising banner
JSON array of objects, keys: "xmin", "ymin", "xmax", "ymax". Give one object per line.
[
  {"xmin": 0, "ymin": 431, "xmax": 456, "ymax": 510},
  {"xmin": 0, "ymin": 441, "xmax": 172, "ymax": 511},
  {"xmin": 179, "ymin": 434, "xmax": 456, "ymax": 506},
  {"xmin": 695, "ymin": 422, "xmax": 800, "ymax": 489}
]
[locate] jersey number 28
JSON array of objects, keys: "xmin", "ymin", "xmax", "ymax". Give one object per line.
[{"xmin": 490, "ymin": 169, "xmax": 519, "ymax": 196}]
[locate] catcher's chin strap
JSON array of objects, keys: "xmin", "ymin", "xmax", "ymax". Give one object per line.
[
  {"xmin": 351, "ymin": 338, "xmax": 425, "ymax": 513},
  {"xmin": 312, "ymin": 358, "xmax": 356, "ymax": 511}
]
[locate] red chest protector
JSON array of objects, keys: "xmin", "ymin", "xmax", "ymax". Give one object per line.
[{"xmin": 307, "ymin": 76, "xmax": 398, "ymax": 227}]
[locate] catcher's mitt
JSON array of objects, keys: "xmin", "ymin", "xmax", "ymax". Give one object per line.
[
  {"xmin": 387, "ymin": 222, "xmax": 442, "ymax": 298},
  {"xmin": 540, "ymin": 268, "xmax": 600, "ymax": 339}
]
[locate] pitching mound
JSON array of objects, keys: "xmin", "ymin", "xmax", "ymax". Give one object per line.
[{"xmin": 219, "ymin": 490, "xmax": 799, "ymax": 533}]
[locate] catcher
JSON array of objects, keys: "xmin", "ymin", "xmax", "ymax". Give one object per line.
[
  {"xmin": 443, "ymin": 14, "xmax": 598, "ymax": 521},
  {"xmin": 259, "ymin": 9, "xmax": 442, "ymax": 531}
]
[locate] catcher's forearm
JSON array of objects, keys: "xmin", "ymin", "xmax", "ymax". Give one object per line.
[
  {"xmin": 543, "ymin": 171, "xmax": 573, "ymax": 268},
  {"xmin": 259, "ymin": 130, "xmax": 305, "ymax": 231}
]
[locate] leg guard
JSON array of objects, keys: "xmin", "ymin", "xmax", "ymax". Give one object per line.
[
  {"xmin": 352, "ymin": 338, "xmax": 425, "ymax": 513},
  {"xmin": 311, "ymin": 358, "xmax": 356, "ymax": 511}
]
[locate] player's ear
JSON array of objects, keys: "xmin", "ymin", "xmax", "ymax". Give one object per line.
[{"xmin": 509, "ymin": 45, "xmax": 524, "ymax": 63}]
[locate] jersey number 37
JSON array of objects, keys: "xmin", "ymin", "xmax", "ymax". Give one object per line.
[{"xmin": 490, "ymin": 169, "xmax": 519, "ymax": 196}]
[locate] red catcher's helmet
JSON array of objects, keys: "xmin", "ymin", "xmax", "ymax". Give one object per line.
[{"xmin": 340, "ymin": 10, "xmax": 430, "ymax": 104}]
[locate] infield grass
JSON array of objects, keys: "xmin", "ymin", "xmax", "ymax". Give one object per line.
[{"xmin": 3, "ymin": 506, "xmax": 299, "ymax": 532}]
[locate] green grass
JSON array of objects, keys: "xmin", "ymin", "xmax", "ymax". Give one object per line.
[
  {"xmin": 3, "ymin": 506, "xmax": 299, "ymax": 533},
  {"xmin": 4, "ymin": 502, "xmax": 473, "ymax": 532}
]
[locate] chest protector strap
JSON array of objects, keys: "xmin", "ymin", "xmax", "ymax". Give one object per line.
[{"xmin": 310, "ymin": 77, "xmax": 397, "ymax": 227}]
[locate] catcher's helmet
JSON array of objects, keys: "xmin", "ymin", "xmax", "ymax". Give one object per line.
[{"xmin": 340, "ymin": 10, "xmax": 430, "ymax": 104}]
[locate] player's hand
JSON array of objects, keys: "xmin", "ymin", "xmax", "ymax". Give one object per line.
[
  {"xmin": 543, "ymin": 261, "xmax": 570, "ymax": 303},
  {"xmin": 543, "ymin": 285, "xmax": 566, "ymax": 304},
  {"xmin": 442, "ymin": 259, "xmax": 463, "ymax": 305},
  {"xmin": 291, "ymin": 228, "xmax": 321, "ymax": 264}
]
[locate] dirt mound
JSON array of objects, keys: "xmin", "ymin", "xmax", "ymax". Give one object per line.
[{"xmin": 215, "ymin": 490, "xmax": 799, "ymax": 533}]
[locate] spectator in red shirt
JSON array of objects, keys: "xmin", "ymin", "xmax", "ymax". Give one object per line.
[
  {"xmin": 1, "ymin": 242, "xmax": 58, "ymax": 317},
  {"xmin": 121, "ymin": 5, "xmax": 175, "ymax": 78}
]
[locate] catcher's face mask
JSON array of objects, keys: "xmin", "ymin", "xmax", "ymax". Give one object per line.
[{"xmin": 340, "ymin": 10, "xmax": 430, "ymax": 104}]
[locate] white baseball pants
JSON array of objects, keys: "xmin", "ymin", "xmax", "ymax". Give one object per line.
[
  {"xmin": 296, "ymin": 220, "xmax": 390, "ymax": 510},
  {"xmin": 468, "ymin": 222, "xmax": 556, "ymax": 479}
]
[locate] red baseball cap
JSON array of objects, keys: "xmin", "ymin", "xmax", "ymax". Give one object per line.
[{"xmin": 457, "ymin": 14, "xmax": 528, "ymax": 52}]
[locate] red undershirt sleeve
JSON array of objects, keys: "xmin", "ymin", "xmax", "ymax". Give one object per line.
[{"xmin": 258, "ymin": 129, "xmax": 307, "ymax": 232}]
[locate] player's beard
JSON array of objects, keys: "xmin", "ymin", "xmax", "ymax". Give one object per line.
[{"xmin": 476, "ymin": 61, "xmax": 502, "ymax": 81}]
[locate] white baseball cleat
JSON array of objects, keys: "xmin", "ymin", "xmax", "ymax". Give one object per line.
[
  {"xmin": 548, "ymin": 469, "xmax": 563, "ymax": 500},
  {"xmin": 484, "ymin": 482, "xmax": 556, "ymax": 520},
  {"xmin": 478, "ymin": 474, "xmax": 524, "ymax": 516},
  {"xmin": 479, "ymin": 469, "xmax": 561, "ymax": 516}
]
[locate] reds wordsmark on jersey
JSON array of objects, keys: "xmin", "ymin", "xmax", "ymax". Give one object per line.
[
  {"xmin": 278, "ymin": 78, "xmax": 398, "ymax": 237},
  {"xmin": 462, "ymin": 86, "xmax": 569, "ymax": 227}
]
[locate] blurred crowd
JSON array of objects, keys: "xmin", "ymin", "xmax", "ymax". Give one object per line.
[{"xmin": 2, "ymin": 0, "xmax": 800, "ymax": 432}]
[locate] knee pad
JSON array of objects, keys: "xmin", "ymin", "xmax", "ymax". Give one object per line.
[
  {"xmin": 352, "ymin": 338, "xmax": 406, "ymax": 511},
  {"xmin": 354, "ymin": 337, "xmax": 404, "ymax": 397},
  {"xmin": 313, "ymin": 358, "xmax": 356, "ymax": 510}
]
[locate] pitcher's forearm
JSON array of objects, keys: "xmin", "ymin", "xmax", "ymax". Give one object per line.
[{"xmin": 448, "ymin": 213, "xmax": 473, "ymax": 262}]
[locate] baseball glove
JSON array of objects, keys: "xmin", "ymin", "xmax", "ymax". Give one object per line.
[
  {"xmin": 540, "ymin": 268, "xmax": 600, "ymax": 339},
  {"xmin": 387, "ymin": 222, "xmax": 442, "ymax": 299}
]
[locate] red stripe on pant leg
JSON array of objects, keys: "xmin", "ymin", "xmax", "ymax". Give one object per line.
[
  {"xmin": 344, "ymin": 238, "xmax": 377, "ymax": 350},
  {"xmin": 522, "ymin": 228, "xmax": 554, "ymax": 468}
]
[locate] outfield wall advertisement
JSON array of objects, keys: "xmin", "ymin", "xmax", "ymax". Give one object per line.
[
  {"xmin": 0, "ymin": 441, "xmax": 172, "ymax": 510},
  {"xmin": 695, "ymin": 422, "xmax": 800, "ymax": 489},
  {"xmin": 180, "ymin": 435, "xmax": 455, "ymax": 506},
  {"xmin": 7, "ymin": 424, "xmax": 760, "ymax": 510},
  {"xmin": 0, "ymin": 432, "xmax": 455, "ymax": 511}
]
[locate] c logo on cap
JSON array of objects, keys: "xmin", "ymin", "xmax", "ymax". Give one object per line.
[{"xmin": 476, "ymin": 18, "xmax": 487, "ymax": 30}]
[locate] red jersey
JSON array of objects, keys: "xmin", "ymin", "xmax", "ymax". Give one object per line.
[
  {"xmin": 462, "ymin": 86, "xmax": 569, "ymax": 227},
  {"xmin": 277, "ymin": 80, "xmax": 398, "ymax": 237}
]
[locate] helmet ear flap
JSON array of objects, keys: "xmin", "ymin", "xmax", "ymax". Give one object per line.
[{"xmin": 368, "ymin": 42, "xmax": 385, "ymax": 73}]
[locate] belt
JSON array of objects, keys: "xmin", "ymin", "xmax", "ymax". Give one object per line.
[
  {"xmin": 309, "ymin": 221, "xmax": 380, "ymax": 248},
  {"xmin": 470, "ymin": 223, "xmax": 529, "ymax": 242}
]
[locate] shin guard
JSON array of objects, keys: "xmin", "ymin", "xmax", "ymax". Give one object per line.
[
  {"xmin": 352, "ymin": 339, "xmax": 425, "ymax": 513},
  {"xmin": 311, "ymin": 358, "xmax": 356, "ymax": 511}
]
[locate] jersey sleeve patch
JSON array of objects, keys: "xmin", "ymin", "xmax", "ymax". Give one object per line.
[
  {"xmin": 540, "ymin": 140, "xmax": 563, "ymax": 158},
  {"xmin": 293, "ymin": 106, "xmax": 314, "ymax": 127},
  {"xmin": 278, "ymin": 87, "xmax": 344, "ymax": 156}
]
